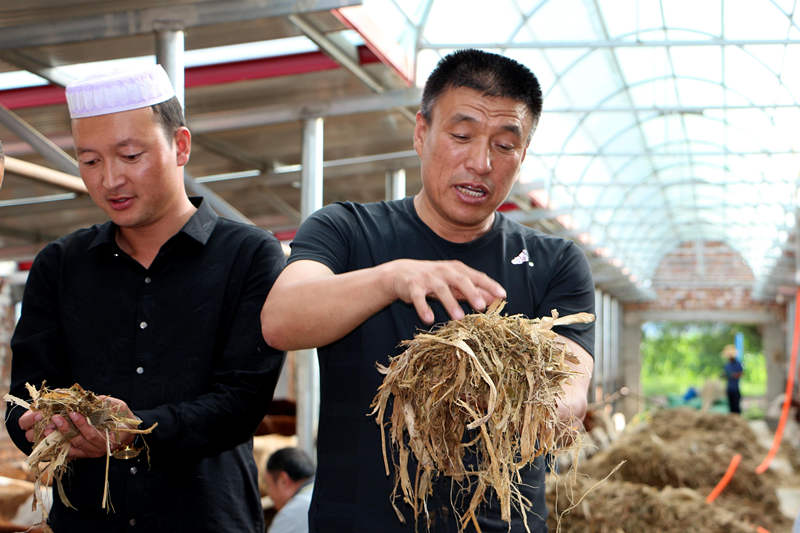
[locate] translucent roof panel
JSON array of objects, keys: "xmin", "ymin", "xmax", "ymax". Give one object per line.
[{"xmin": 399, "ymin": 0, "xmax": 800, "ymax": 297}]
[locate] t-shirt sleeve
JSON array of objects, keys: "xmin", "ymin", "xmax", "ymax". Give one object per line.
[
  {"xmin": 536, "ymin": 241, "xmax": 595, "ymax": 357},
  {"xmin": 288, "ymin": 203, "xmax": 353, "ymax": 274}
]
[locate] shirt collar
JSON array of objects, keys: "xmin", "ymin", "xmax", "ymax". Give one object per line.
[
  {"xmin": 88, "ymin": 220, "xmax": 116, "ymax": 251},
  {"xmin": 182, "ymin": 196, "xmax": 218, "ymax": 245},
  {"xmin": 87, "ymin": 196, "xmax": 218, "ymax": 251}
]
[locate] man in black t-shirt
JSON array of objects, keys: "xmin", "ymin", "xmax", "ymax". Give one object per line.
[{"xmin": 262, "ymin": 50, "xmax": 594, "ymax": 532}]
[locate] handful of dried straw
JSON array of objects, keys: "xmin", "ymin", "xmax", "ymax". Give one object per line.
[
  {"xmin": 4, "ymin": 382, "xmax": 156, "ymax": 515},
  {"xmin": 371, "ymin": 301, "xmax": 594, "ymax": 532}
]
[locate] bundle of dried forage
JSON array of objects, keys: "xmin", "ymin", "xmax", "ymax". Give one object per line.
[
  {"xmin": 371, "ymin": 301, "xmax": 594, "ymax": 532},
  {"xmin": 5, "ymin": 382, "xmax": 156, "ymax": 515}
]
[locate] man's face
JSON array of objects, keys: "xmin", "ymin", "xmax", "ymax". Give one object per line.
[
  {"xmin": 264, "ymin": 470, "xmax": 291, "ymax": 511},
  {"xmin": 413, "ymin": 86, "xmax": 533, "ymax": 231},
  {"xmin": 72, "ymin": 107, "xmax": 190, "ymax": 230}
]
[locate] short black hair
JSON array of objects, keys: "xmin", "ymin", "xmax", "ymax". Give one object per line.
[
  {"xmin": 266, "ymin": 447, "xmax": 315, "ymax": 482},
  {"xmin": 150, "ymin": 96, "xmax": 185, "ymax": 141},
  {"xmin": 421, "ymin": 49, "xmax": 543, "ymax": 132}
]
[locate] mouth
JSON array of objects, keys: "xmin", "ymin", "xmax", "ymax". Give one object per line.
[
  {"xmin": 454, "ymin": 184, "xmax": 489, "ymax": 200},
  {"xmin": 108, "ymin": 197, "xmax": 133, "ymax": 211}
]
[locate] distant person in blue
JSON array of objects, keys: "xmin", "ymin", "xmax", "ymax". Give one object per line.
[
  {"xmin": 682, "ymin": 386, "xmax": 698, "ymax": 402},
  {"xmin": 723, "ymin": 344, "xmax": 743, "ymax": 414}
]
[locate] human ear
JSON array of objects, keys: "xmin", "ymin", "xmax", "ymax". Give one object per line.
[
  {"xmin": 413, "ymin": 111, "xmax": 429, "ymax": 157},
  {"xmin": 174, "ymin": 127, "xmax": 191, "ymax": 166}
]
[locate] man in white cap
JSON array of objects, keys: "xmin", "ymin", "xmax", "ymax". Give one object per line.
[{"xmin": 5, "ymin": 64, "xmax": 286, "ymax": 532}]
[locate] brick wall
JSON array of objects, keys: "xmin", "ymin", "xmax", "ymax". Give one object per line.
[{"xmin": 625, "ymin": 241, "xmax": 779, "ymax": 314}]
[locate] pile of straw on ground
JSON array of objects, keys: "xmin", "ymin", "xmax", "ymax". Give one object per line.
[
  {"xmin": 371, "ymin": 301, "xmax": 593, "ymax": 532},
  {"xmin": 547, "ymin": 475, "xmax": 758, "ymax": 533},
  {"xmin": 4, "ymin": 382, "xmax": 155, "ymax": 517},
  {"xmin": 559, "ymin": 408, "xmax": 791, "ymax": 532}
]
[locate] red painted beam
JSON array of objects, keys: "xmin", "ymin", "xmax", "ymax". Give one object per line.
[
  {"xmin": 332, "ymin": 7, "xmax": 413, "ymax": 86},
  {"xmin": 273, "ymin": 229, "xmax": 297, "ymax": 242},
  {"xmin": 185, "ymin": 46, "xmax": 380, "ymax": 87},
  {"xmin": 0, "ymin": 45, "xmax": 381, "ymax": 111},
  {"xmin": 0, "ymin": 85, "xmax": 66, "ymax": 109},
  {"xmin": 497, "ymin": 201, "xmax": 519, "ymax": 212}
]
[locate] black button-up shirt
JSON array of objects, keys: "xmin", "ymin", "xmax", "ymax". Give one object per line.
[{"xmin": 6, "ymin": 198, "xmax": 286, "ymax": 532}]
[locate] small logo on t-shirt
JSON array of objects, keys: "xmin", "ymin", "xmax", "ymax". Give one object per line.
[{"xmin": 511, "ymin": 249, "xmax": 534, "ymax": 267}]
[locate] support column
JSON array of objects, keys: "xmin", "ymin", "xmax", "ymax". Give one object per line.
[
  {"xmin": 296, "ymin": 117, "xmax": 324, "ymax": 455},
  {"xmin": 602, "ymin": 293, "xmax": 612, "ymax": 395},
  {"xmin": 612, "ymin": 298, "xmax": 621, "ymax": 391},
  {"xmin": 621, "ymin": 314, "xmax": 643, "ymax": 420},
  {"xmin": 764, "ymin": 315, "xmax": 787, "ymax": 404},
  {"xmin": 385, "ymin": 168, "xmax": 406, "ymax": 201},
  {"xmin": 612, "ymin": 298, "xmax": 625, "ymax": 392},
  {"xmin": 155, "ymin": 25, "xmax": 185, "ymax": 109},
  {"xmin": 154, "ymin": 25, "xmax": 250, "ymax": 224},
  {"xmin": 301, "ymin": 118, "xmax": 324, "ymax": 216},
  {"xmin": 592, "ymin": 289, "xmax": 604, "ymax": 401}
]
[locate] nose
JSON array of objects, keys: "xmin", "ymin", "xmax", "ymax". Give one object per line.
[
  {"xmin": 101, "ymin": 160, "xmax": 125, "ymax": 190},
  {"xmin": 465, "ymin": 138, "xmax": 492, "ymax": 175}
]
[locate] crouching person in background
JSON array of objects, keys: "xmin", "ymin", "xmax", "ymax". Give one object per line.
[{"xmin": 265, "ymin": 447, "xmax": 315, "ymax": 533}]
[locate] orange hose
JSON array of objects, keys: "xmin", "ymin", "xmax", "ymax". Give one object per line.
[
  {"xmin": 706, "ymin": 453, "xmax": 741, "ymax": 503},
  {"xmin": 755, "ymin": 288, "xmax": 800, "ymax": 474}
]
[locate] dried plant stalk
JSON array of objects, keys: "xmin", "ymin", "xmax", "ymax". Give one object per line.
[
  {"xmin": 371, "ymin": 301, "xmax": 594, "ymax": 532},
  {"xmin": 4, "ymin": 382, "xmax": 157, "ymax": 517}
]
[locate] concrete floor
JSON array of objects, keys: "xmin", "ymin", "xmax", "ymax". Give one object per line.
[{"xmin": 750, "ymin": 419, "xmax": 800, "ymax": 526}]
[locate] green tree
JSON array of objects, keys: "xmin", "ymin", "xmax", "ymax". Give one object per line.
[{"xmin": 641, "ymin": 322, "xmax": 765, "ymax": 397}]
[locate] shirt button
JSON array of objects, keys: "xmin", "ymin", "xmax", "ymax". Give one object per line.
[
  {"xmin": 129, "ymin": 518, "xmax": 136, "ymax": 526},
  {"xmin": 144, "ymin": 276, "xmax": 151, "ymax": 284},
  {"xmin": 130, "ymin": 466, "xmax": 138, "ymax": 475},
  {"xmin": 136, "ymin": 366, "xmax": 144, "ymax": 375},
  {"xmin": 139, "ymin": 321, "xmax": 148, "ymax": 329}
]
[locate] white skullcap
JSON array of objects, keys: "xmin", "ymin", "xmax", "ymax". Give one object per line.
[{"xmin": 66, "ymin": 64, "xmax": 176, "ymax": 119}]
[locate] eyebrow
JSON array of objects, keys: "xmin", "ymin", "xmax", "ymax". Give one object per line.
[
  {"xmin": 448, "ymin": 113, "xmax": 523, "ymax": 138},
  {"xmin": 75, "ymin": 139, "xmax": 142, "ymax": 155},
  {"xmin": 449, "ymin": 113, "xmax": 478, "ymax": 126}
]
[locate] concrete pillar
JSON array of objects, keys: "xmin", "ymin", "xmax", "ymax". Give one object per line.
[
  {"xmin": 621, "ymin": 314, "xmax": 643, "ymax": 420},
  {"xmin": 155, "ymin": 25, "xmax": 186, "ymax": 110},
  {"xmin": 385, "ymin": 168, "xmax": 406, "ymax": 201},
  {"xmin": 593, "ymin": 289, "xmax": 604, "ymax": 400},
  {"xmin": 300, "ymin": 118, "xmax": 324, "ymax": 216},
  {"xmin": 296, "ymin": 117, "xmax": 324, "ymax": 455},
  {"xmin": 154, "ymin": 25, "xmax": 250, "ymax": 223},
  {"xmin": 602, "ymin": 293, "xmax": 612, "ymax": 395},
  {"xmin": 611, "ymin": 297, "xmax": 620, "ymax": 391},
  {"xmin": 764, "ymin": 315, "xmax": 788, "ymax": 404}
]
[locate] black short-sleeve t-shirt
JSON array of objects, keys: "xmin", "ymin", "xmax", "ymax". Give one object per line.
[{"xmin": 289, "ymin": 197, "xmax": 595, "ymax": 533}]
